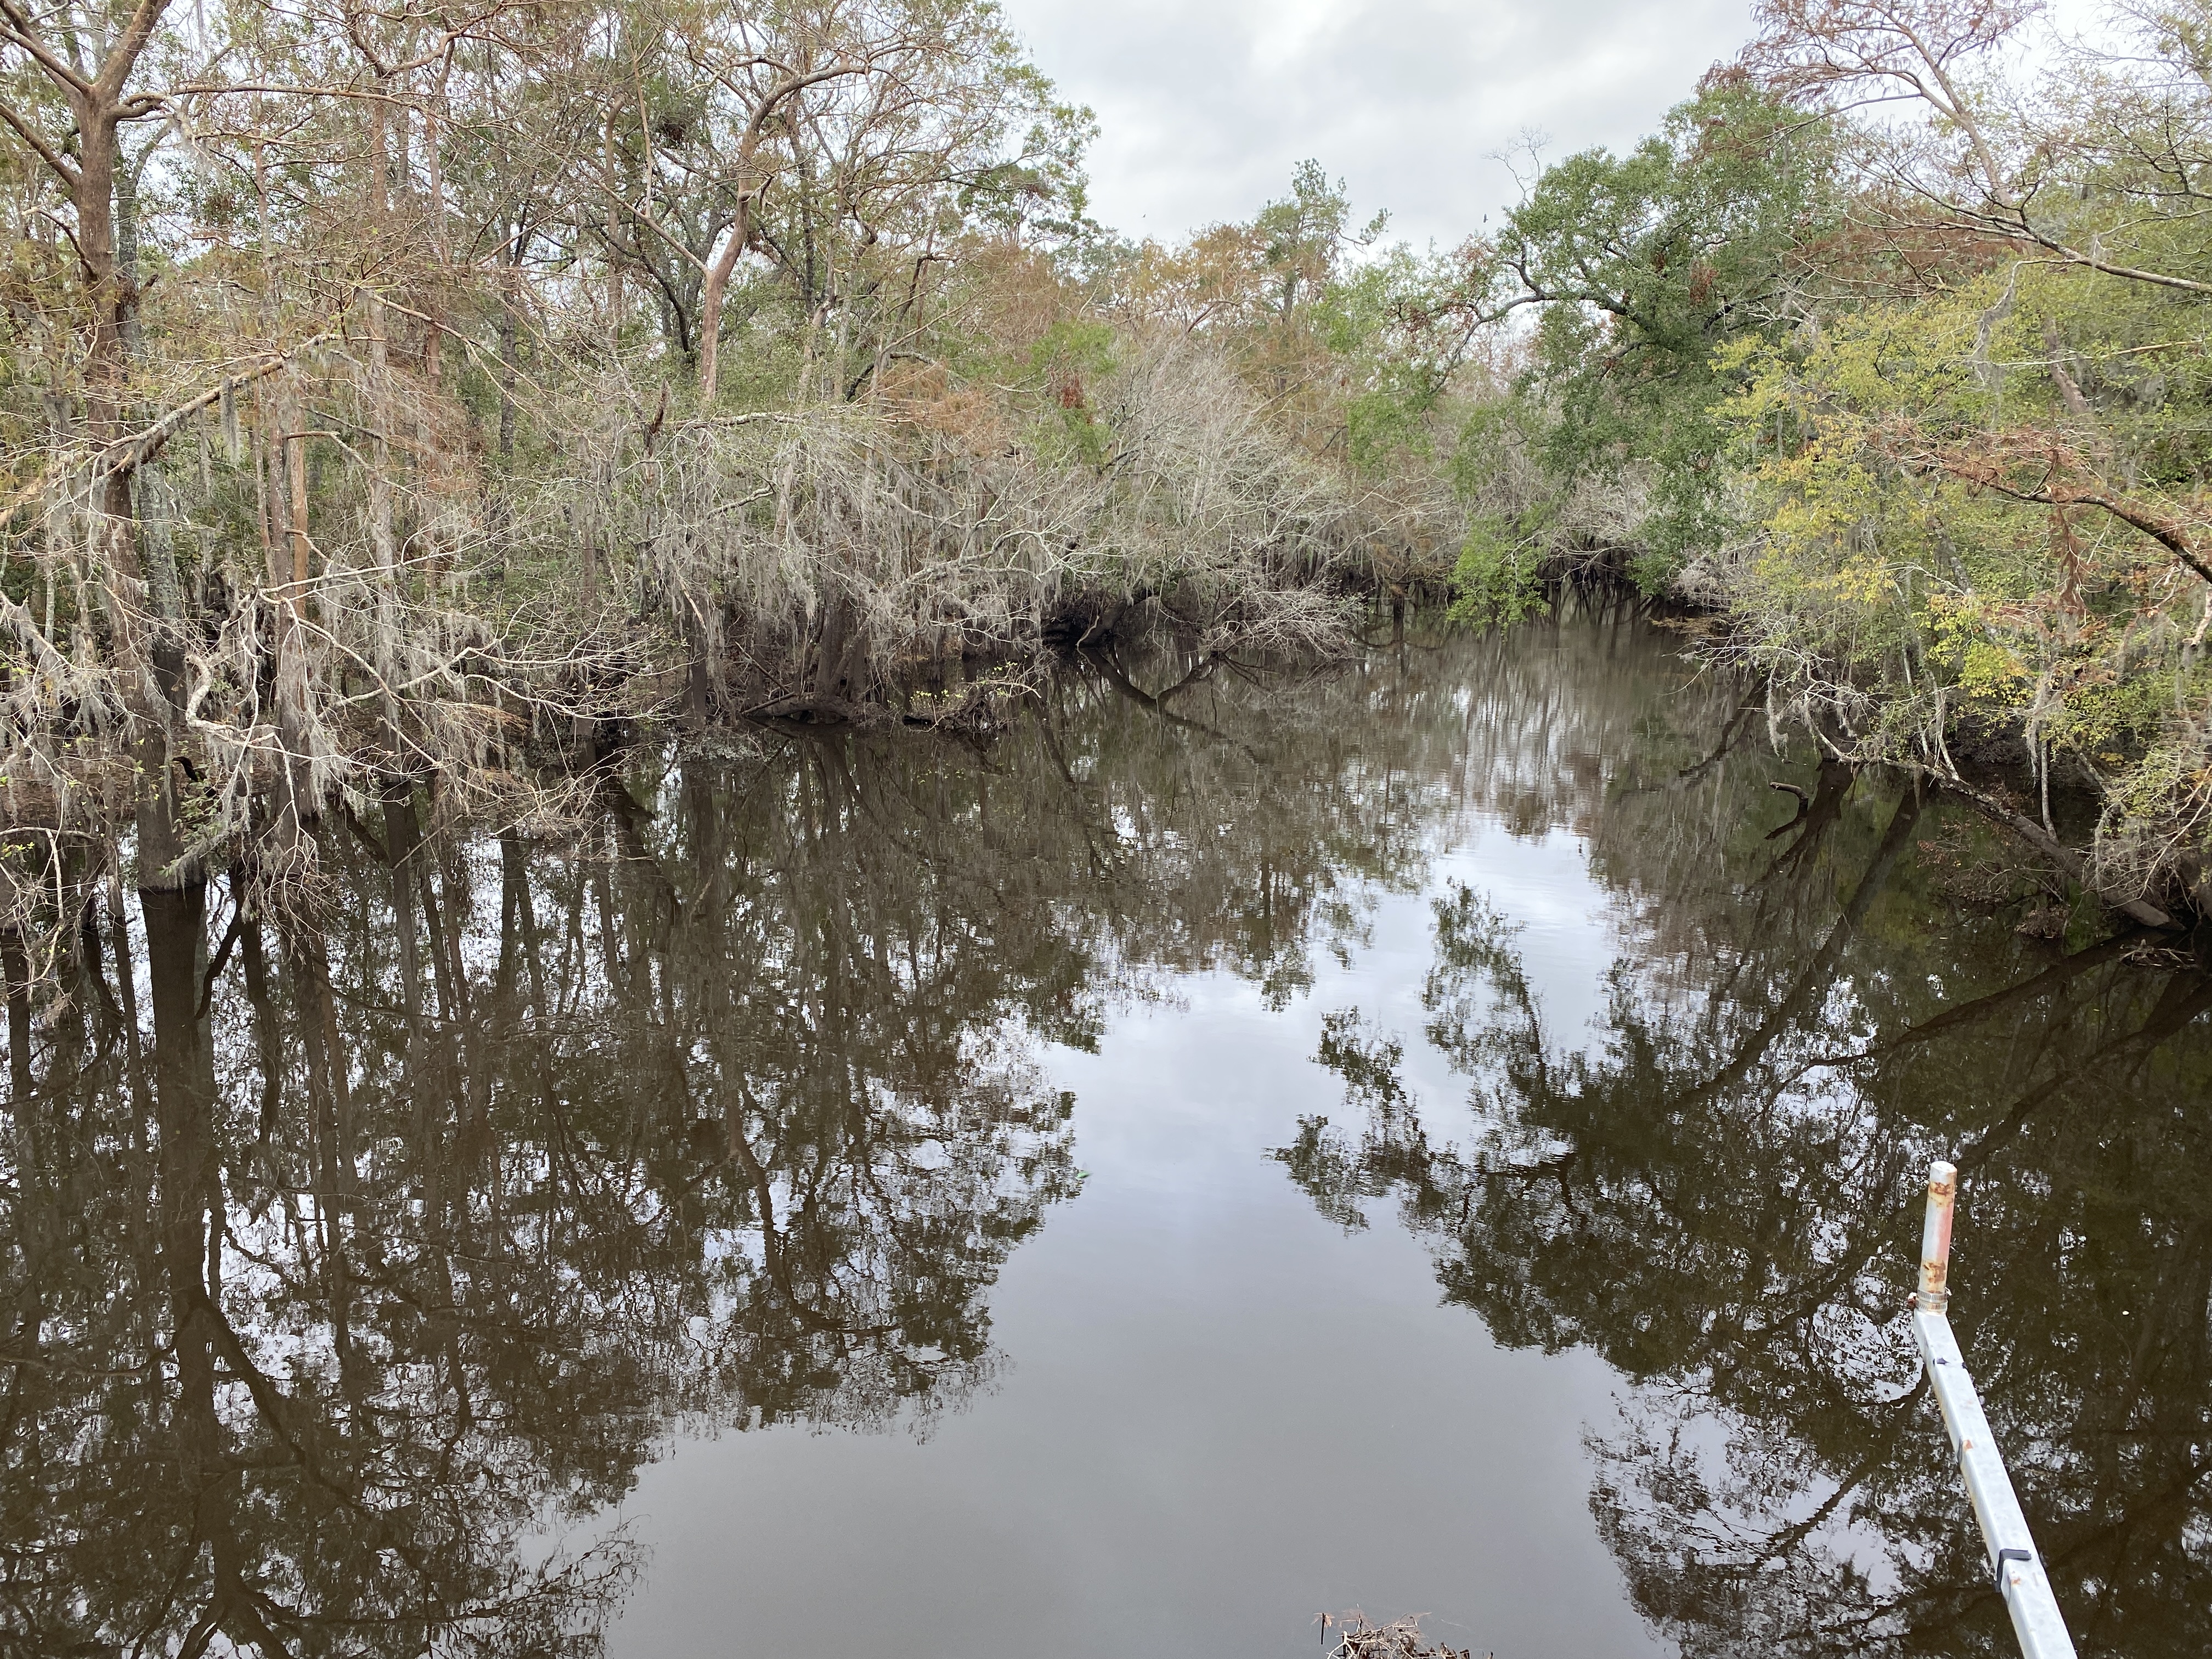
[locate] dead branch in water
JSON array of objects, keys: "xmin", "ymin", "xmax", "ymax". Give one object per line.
[{"xmin": 1319, "ymin": 1611, "xmax": 1485, "ymax": 1659}]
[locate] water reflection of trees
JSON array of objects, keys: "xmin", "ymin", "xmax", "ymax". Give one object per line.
[
  {"xmin": 1, "ymin": 613, "xmax": 1673, "ymax": 1655},
  {"xmin": 1277, "ymin": 691, "xmax": 2212, "ymax": 1656}
]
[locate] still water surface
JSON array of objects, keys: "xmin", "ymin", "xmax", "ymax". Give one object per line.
[{"xmin": 6, "ymin": 612, "xmax": 2208, "ymax": 1658}]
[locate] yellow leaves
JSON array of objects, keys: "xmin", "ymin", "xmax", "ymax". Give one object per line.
[
  {"xmin": 1956, "ymin": 639, "xmax": 2032, "ymax": 704},
  {"xmin": 1719, "ymin": 274, "xmax": 2054, "ymax": 473},
  {"xmin": 1714, "ymin": 270, "xmax": 2189, "ymax": 680}
]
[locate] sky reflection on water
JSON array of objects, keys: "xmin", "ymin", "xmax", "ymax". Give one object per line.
[{"xmin": 6, "ymin": 608, "xmax": 2208, "ymax": 1658}]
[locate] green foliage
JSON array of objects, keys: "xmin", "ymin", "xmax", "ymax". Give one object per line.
[
  {"xmin": 1447, "ymin": 513, "xmax": 1551, "ymax": 627},
  {"xmin": 1254, "ymin": 160, "xmax": 1387, "ymax": 320},
  {"xmin": 1025, "ymin": 317, "xmax": 1118, "ymax": 465},
  {"xmin": 1318, "ymin": 246, "xmax": 1479, "ymax": 471},
  {"xmin": 1434, "ymin": 10, "xmax": 2212, "ymax": 905},
  {"xmin": 1491, "ymin": 79, "xmax": 1843, "ymax": 583},
  {"xmin": 1713, "ymin": 253, "xmax": 2212, "ymax": 893}
]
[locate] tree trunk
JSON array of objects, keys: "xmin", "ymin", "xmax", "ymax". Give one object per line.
[
  {"xmin": 697, "ymin": 223, "xmax": 744, "ymax": 405},
  {"xmin": 365, "ymin": 88, "xmax": 399, "ymax": 681},
  {"xmin": 72, "ymin": 90, "xmax": 198, "ymax": 889}
]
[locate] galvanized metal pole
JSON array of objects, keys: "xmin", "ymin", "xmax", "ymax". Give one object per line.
[{"xmin": 1908, "ymin": 1159, "xmax": 2078, "ymax": 1659}]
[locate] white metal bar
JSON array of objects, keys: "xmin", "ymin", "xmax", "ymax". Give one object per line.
[{"xmin": 1908, "ymin": 1160, "xmax": 2077, "ymax": 1659}]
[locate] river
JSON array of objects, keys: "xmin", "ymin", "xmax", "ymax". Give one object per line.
[{"xmin": 4, "ymin": 606, "xmax": 2206, "ymax": 1657}]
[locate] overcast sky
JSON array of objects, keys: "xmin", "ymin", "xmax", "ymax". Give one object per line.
[
  {"xmin": 997, "ymin": 0, "xmax": 1760, "ymax": 249},
  {"xmin": 995, "ymin": 0, "xmax": 2134, "ymax": 249}
]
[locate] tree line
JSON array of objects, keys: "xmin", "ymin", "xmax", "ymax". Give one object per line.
[
  {"xmin": 1453, "ymin": 1, "xmax": 2212, "ymax": 927},
  {"xmin": 0, "ymin": 0, "xmax": 1483, "ymax": 961},
  {"xmin": 8, "ymin": 0, "xmax": 2212, "ymax": 971}
]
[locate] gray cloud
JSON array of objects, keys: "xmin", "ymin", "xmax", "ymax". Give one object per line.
[{"xmin": 1001, "ymin": 0, "xmax": 1757, "ymax": 246}]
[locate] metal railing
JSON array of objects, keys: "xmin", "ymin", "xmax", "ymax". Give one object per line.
[{"xmin": 1909, "ymin": 1159, "xmax": 2078, "ymax": 1659}]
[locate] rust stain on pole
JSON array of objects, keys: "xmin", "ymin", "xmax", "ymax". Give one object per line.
[{"xmin": 1917, "ymin": 1158, "xmax": 1956, "ymax": 1311}]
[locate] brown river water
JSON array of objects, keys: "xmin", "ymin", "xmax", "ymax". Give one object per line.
[{"xmin": 5, "ymin": 607, "xmax": 2207, "ymax": 1657}]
